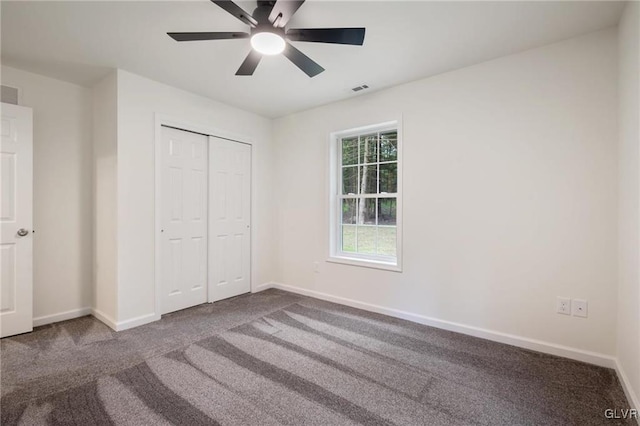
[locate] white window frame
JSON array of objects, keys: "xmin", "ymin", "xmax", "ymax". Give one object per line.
[{"xmin": 328, "ymin": 120, "xmax": 403, "ymax": 272}]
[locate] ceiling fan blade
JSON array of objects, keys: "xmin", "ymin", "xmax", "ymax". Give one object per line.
[
  {"xmin": 168, "ymin": 32, "xmax": 250, "ymax": 42},
  {"xmin": 268, "ymin": 0, "xmax": 305, "ymax": 28},
  {"xmin": 236, "ymin": 50, "xmax": 262, "ymax": 76},
  {"xmin": 283, "ymin": 43, "xmax": 324, "ymax": 77},
  {"xmin": 286, "ymin": 28, "xmax": 365, "ymax": 45},
  {"xmin": 211, "ymin": 0, "xmax": 258, "ymax": 27}
]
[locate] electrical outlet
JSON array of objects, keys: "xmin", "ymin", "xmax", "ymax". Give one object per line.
[
  {"xmin": 572, "ymin": 299, "xmax": 588, "ymax": 318},
  {"xmin": 556, "ymin": 297, "xmax": 571, "ymax": 315},
  {"xmin": 313, "ymin": 261, "xmax": 320, "ymax": 273}
]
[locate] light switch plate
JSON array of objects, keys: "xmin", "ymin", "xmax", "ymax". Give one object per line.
[{"xmin": 572, "ymin": 299, "xmax": 588, "ymax": 318}]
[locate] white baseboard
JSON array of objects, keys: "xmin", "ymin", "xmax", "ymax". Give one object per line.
[
  {"xmin": 115, "ymin": 313, "xmax": 160, "ymax": 331},
  {"xmin": 91, "ymin": 308, "xmax": 118, "ymax": 331},
  {"xmin": 615, "ymin": 359, "xmax": 640, "ymax": 413},
  {"xmin": 33, "ymin": 307, "xmax": 92, "ymax": 327},
  {"xmin": 253, "ymin": 282, "xmax": 275, "ymax": 293},
  {"xmin": 267, "ymin": 282, "xmax": 617, "ymax": 369},
  {"xmin": 91, "ymin": 309, "xmax": 159, "ymax": 332}
]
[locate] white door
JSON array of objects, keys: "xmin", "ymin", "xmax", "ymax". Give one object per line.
[
  {"xmin": 160, "ymin": 126, "xmax": 208, "ymax": 314},
  {"xmin": 1, "ymin": 103, "xmax": 33, "ymax": 338},
  {"xmin": 209, "ymin": 137, "xmax": 251, "ymax": 302}
]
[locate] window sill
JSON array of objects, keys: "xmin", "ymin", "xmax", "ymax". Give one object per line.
[{"xmin": 327, "ymin": 256, "xmax": 402, "ymax": 272}]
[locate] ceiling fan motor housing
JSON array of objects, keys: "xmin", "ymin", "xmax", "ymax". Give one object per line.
[{"xmin": 253, "ymin": 2, "xmax": 277, "ymax": 25}]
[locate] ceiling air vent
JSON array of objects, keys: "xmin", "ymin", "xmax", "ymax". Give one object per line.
[
  {"xmin": 351, "ymin": 84, "xmax": 369, "ymax": 92},
  {"xmin": 1, "ymin": 85, "xmax": 19, "ymax": 105}
]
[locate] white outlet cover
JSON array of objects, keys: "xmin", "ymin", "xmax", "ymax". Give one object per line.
[
  {"xmin": 572, "ymin": 299, "xmax": 588, "ymax": 318},
  {"xmin": 556, "ymin": 297, "xmax": 571, "ymax": 315}
]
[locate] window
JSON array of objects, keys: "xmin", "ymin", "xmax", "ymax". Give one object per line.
[{"xmin": 329, "ymin": 122, "xmax": 401, "ymax": 271}]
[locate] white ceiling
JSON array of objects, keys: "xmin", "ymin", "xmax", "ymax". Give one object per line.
[{"xmin": 1, "ymin": 1, "xmax": 624, "ymax": 118}]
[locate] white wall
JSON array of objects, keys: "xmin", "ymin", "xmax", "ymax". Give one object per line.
[
  {"xmin": 92, "ymin": 71, "xmax": 118, "ymax": 323},
  {"xmin": 115, "ymin": 70, "xmax": 274, "ymax": 325},
  {"xmin": 272, "ymin": 29, "xmax": 618, "ymax": 357},
  {"xmin": 617, "ymin": 1, "xmax": 640, "ymax": 409},
  {"xmin": 1, "ymin": 66, "xmax": 93, "ymax": 323}
]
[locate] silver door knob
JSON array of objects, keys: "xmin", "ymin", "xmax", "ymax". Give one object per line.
[{"xmin": 17, "ymin": 228, "xmax": 29, "ymax": 237}]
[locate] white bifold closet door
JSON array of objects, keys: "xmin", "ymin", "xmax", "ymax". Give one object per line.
[
  {"xmin": 160, "ymin": 126, "xmax": 208, "ymax": 314},
  {"xmin": 208, "ymin": 136, "xmax": 251, "ymax": 302}
]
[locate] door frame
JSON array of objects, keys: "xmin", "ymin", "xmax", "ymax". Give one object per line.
[{"xmin": 154, "ymin": 114, "xmax": 254, "ymax": 315}]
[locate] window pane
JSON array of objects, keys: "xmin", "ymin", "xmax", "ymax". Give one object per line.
[
  {"xmin": 342, "ymin": 225, "xmax": 356, "ymax": 252},
  {"xmin": 358, "ymin": 198, "xmax": 376, "ymax": 225},
  {"xmin": 380, "ymin": 131, "xmax": 398, "ymax": 162},
  {"xmin": 357, "ymin": 226, "xmax": 377, "ymax": 254},
  {"xmin": 342, "ymin": 138, "xmax": 358, "ymax": 166},
  {"xmin": 342, "ymin": 166, "xmax": 358, "ymax": 194},
  {"xmin": 377, "ymin": 226, "xmax": 397, "ymax": 256},
  {"xmin": 359, "ymin": 134, "xmax": 378, "ymax": 164},
  {"xmin": 379, "ymin": 163, "xmax": 397, "ymax": 193},
  {"xmin": 359, "ymin": 164, "xmax": 378, "ymax": 194},
  {"xmin": 378, "ymin": 198, "xmax": 396, "ymax": 225},
  {"xmin": 341, "ymin": 199, "xmax": 357, "ymax": 224}
]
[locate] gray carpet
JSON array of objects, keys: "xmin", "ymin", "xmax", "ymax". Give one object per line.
[{"xmin": 0, "ymin": 289, "xmax": 633, "ymax": 425}]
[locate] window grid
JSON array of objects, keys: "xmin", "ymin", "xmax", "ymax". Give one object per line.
[{"xmin": 338, "ymin": 129, "xmax": 398, "ymax": 261}]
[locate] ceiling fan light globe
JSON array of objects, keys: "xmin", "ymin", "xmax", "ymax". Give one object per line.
[{"xmin": 250, "ymin": 32, "xmax": 285, "ymax": 55}]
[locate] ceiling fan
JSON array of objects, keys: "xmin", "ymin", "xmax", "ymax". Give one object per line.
[{"xmin": 167, "ymin": 0, "xmax": 365, "ymax": 77}]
